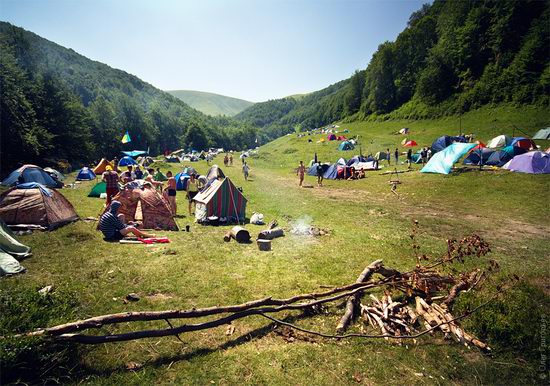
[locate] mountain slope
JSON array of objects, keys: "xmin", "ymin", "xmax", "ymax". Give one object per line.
[
  {"xmin": 0, "ymin": 22, "xmax": 257, "ymax": 171},
  {"xmin": 236, "ymin": 0, "xmax": 550, "ymax": 135},
  {"xmin": 166, "ymin": 90, "xmax": 254, "ymax": 116}
]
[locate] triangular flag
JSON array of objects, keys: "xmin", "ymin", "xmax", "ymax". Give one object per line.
[{"xmin": 121, "ymin": 131, "xmax": 131, "ymax": 144}]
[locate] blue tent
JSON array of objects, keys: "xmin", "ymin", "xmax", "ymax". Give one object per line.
[
  {"xmin": 118, "ymin": 156, "xmax": 138, "ymax": 167},
  {"xmin": 323, "ymin": 164, "xmax": 339, "ymax": 179},
  {"xmin": 2, "ymin": 165, "xmax": 59, "ymax": 188},
  {"xmin": 121, "ymin": 150, "xmax": 147, "ymax": 157},
  {"xmin": 346, "ymin": 155, "xmax": 368, "ymax": 166},
  {"xmin": 175, "ymin": 172, "xmax": 190, "ymax": 191},
  {"xmin": 76, "ymin": 167, "xmax": 96, "ymax": 181},
  {"xmin": 485, "ymin": 150, "xmax": 513, "ymax": 167},
  {"xmin": 307, "ymin": 163, "xmax": 329, "ymax": 176},
  {"xmin": 463, "ymin": 148, "xmax": 495, "ymax": 165},
  {"xmin": 502, "ymin": 145, "xmax": 527, "ymax": 157},
  {"xmin": 431, "ymin": 136, "xmax": 468, "ymax": 154},
  {"xmin": 421, "ymin": 143, "xmax": 476, "ymax": 174},
  {"xmin": 338, "ymin": 141, "xmax": 354, "ymax": 151}
]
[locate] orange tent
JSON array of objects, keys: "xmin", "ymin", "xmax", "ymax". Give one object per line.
[
  {"xmin": 92, "ymin": 158, "xmax": 114, "ymax": 175},
  {"xmin": 404, "ymin": 140, "xmax": 418, "ymax": 147}
]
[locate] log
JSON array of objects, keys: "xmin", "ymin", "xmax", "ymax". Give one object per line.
[
  {"xmin": 336, "ymin": 260, "xmax": 383, "ymax": 333},
  {"xmin": 257, "ymin": 228, "xmax": 284, "ymax": 240},
  {"xmin": 230, "ymin": 226, "xmax": 251, "ymax": 243}
]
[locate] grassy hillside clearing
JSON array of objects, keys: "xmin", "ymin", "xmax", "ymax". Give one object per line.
[
  {"xmin": 166, "ymin": 90, "xmax": 254, "ymax": 116},
  {"xmin": 1, "ymin": 105, "xmax": 549, "ymax": 384}
]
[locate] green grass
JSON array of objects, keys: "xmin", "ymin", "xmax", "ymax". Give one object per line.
[
  {"xmin": 166, "ymin": 90, "xmax": 254, "ymax": 116},
  {"xmin": 1, "ymin": 104, "xmax": 549, "ymax": 384}
]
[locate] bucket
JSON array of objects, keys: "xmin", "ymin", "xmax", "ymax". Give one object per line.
[{"xmin": 257, "ymin": 239, "xmax": 271, "ymax": 251}]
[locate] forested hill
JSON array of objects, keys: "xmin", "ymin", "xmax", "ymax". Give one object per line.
[
  {"xmin": 166, "ymin": 90, "xmax": 254, "ymax": 116},
  {"xmin": 236, "ymin": 0, "xmax": 550, "ymax": 135},
  {"xmin": 0, "ymin": 22, "xmax": 257, "ymax": 173}
]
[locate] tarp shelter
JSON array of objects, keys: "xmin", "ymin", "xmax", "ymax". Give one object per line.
[
  {"xmin": 76, "ymin": 167, "xmax": 96, "ymax": 181},
  {"xmin": 44, "ymin": 167, "xmax": 65, "ymax": 182},
  {"xmin": 92, "ymin": 159, "xmax": 113, "ymax": 175},
  {"xmin": 108, "ymin": 185, "xmax": 178, "ymax": 230},
  {"xmin": 2, "ymin": 165, "xmax": 59, "ymax": 188},
  {"xmin": 532, "ymin": 128, "xmax": 550, "ymax": 140},
  {"xmin": 0, "ymin": 218, "xmax": 31, "ymax": 276},
  {"xmin": 503, "ymin": 151, "xmax": 550, "ymax": 174},
  {"xmin": 88, "ymin": 181, "xmax": 107, "ymax": 197},
  {"xmin": 194, "ymin": 178, "xmax": 247, "ymax": 223},
  {"xmin": 485, "ymin": 150, "xmax": 513, "ymax": 167},
  {"xmin": 431, "ymin": 136, "xmax": 468, "ymax": 153},
  {"xmin": 399, "ymin": 128, "xmax": 410, "ymax": 135},
  {"xmin": 510, "ymin": 137, "xmax": 536, "ymax": 151},
  {"xmin": 374, "ymin": 151, "xmax": 388, "ymax": 160},
  {"xmin": 119, "ymin": 156, "xmax": 138, "ymax": 167},
  {"xmin": 421, "ymin": 143, "xmax": 476, "ymax": 174},
  {"xmin": 206, "ymin": 165, "xmax": 225, "ymax": 181},
  {"xmin": 122, "ymin": 150, "xmax": 147, "ymax": 157},
  {"xmin": 175, "ymin": 172, "xmax": 189, "ymax": 191},
  {"xmin": 0, "ymin": 184, "xmax": 79, "ymax": 230},
  {"xmin": 327, "ymin": 133, "xmax": 337, "ymax": 141},
  {"xmin": 154, "ymin": 170, "xmax": 168, "ymax": 182},
  {"xmin": 338, "ymin": 141, "xmax": 354, "ymax": 151},
  {"xmin": 404, "ymin": 140, "xmax": 418, "ymax": 147},
  {"xmin": 487, "ymin": 135, "xmax": 512, "ymax": 149},
  {"xmin": 463, "ymin": 148, "xmax": 495, "ymax": 166}
]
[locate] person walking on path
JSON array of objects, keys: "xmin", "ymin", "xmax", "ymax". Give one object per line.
[
  {"xmin": 242, "ymin": 162, "xmax": 250, "ymax": 181},
  {"xmin": 229, "ymin": 154, "xmax": 233, "ymax": 166},
  {"xmin": 297, "ymin": 161, "xmax": 306, "ymax": 187},
  {"xmin": 186, "ymin": 174, "xmax": 199, "ymax": 216},
  {"xmin": 102, "ymin": 165, "xmax": 119, "ymax": 206},
  {"xmin": 406, "ymin": 148, "xmax": 413, "ymax": 170},
  {"xmin": 316, "ymin": 162, "xmax": 323, "ymax": 187}
]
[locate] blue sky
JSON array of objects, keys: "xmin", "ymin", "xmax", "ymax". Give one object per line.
[{"xmin": 1, "ymin": 0, "xmax": 427, "ymax": 102}]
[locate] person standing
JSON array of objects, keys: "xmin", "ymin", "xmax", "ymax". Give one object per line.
[
  {"xmin": 386, "ymin": 148, "xmax": 391, "ymax": 165},
  {"xmin": 316, "ymin": 162, "xmax": 323, "ymax": 187},
  {"xmin": 165, "ymin": 171, "xmax": 177, "ymax": 215},
  {"xmin": 406, "ymin": 148, "xmax": 413, "ymax": 170},
  {"xmin": 224, "ymin": 154, "xmax": 229, "ymax": 167},
  {"xmin": 394, "ymin": 148, "xmax": 399, "ymax": 165},
  {"xmin": 242, "ymin": 162, "xmax": 250, "ymax": 181},
  {"xmin": 186, "ymin": 174, "xmax": 199, "ymax": 215},
  {"xmin": 229, "ymin": 154, "xmax": 233, "ymax": 166},
  {"xmin": 297, "ymin": 161, "xmax": 306, "ymax": 187},
  {"xmin": 102, "ymin": 165, "xmax": 119, "ymax": 205}
]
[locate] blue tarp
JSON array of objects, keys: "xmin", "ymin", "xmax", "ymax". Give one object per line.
[
  {"xmin": 431, "ymin": 136, "xmax": 468, "ymax": 154},
  {"xmin": 421, "ymin": 143, "xmax": 476, "ymax": 174},
  {"xmin": 16, "ymin": 182, "xmax": 53, "ymax": 197},
  {"xmin": 76, "ymin": 167, "xmax": 96, "ymax": 181},
  {"xmin": 118, "ymin": 156, "xmax": 138, "ymax": 167},
  {"xmin": 2, "ymin": 165, "xmax": 59, "ymax": 188},
  {"xmin": 463, "ymin": 148, "xmax": 495, "ymax": 165},
  {"xmin": 121, "ymin": 150, "xmax": 147, "ymax": 157}
]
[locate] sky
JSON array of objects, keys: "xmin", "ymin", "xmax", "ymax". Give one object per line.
[{"xmin": 0, "ymin": 0, "xmax": 427, "ymax": 102}]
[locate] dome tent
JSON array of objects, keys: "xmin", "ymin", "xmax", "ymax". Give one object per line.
[
  {"xmin": 118, "ymin": 156, "xmax": 138, "ymax": 167},
  {"xmin": 76, "ymin": 167, "xmax": 96, "ymax": 181},
  {"xmin": 431, "ymin": 136, "xmax": 468, "ymax": 153},
  {"xmin": 503, "ymin": 151, "xmax": 550, "ymax": 174},
  {"xmin": 2, "ymin": 165, "xmax": 60, "ymax": 188},
  {"xmin": 175, "ymin": 172, "xmax": 190, "ymax": 191},
  {"xmin": 486, "ymin": 135, "xmax": 512, "ymax": 149}
]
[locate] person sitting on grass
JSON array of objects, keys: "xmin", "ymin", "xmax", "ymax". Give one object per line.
[
  {"xmin": 99, "ymin": 201, "xmax": 155, "ymax": 241},
  {"xmin": 357, "ymin": 168, "xmax": 366, "ymax": 179}
]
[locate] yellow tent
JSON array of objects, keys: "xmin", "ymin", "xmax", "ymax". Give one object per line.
[{"xmin": 92, "ymin": 158, "xmax": 114, "ymax": 175}]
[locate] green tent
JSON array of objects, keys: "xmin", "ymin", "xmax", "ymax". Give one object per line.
[
  {"xmin": 154, "ymin": 170, "xmax": 168, "ymax": 182},
  {"xmin": 0, "ymin": 218, "xmax": 31, "ymax": 276},
  {"xmin": 88, "ymin": 181, "xmax": 107, "ymax": 198}
]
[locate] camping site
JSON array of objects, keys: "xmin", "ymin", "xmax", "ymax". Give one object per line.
[{"xmin": 1, "ymin": 1, "xmax": 549, "ymax": 385}]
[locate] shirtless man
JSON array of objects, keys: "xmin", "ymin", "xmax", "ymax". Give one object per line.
[
  {"xmin": 297, "ymin": 161, "xmax": 306, "ymax": 187},
  {"xmin": 165, "ymin": 171, "xmax": 177, "ymax": 215}
]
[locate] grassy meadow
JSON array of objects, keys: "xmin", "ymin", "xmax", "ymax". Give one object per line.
[{"xmin": 1, "ymin": 105, "xmax": 549, "ymax": 385}]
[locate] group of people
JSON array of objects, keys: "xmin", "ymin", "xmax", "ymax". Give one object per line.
[
  {"xmin": 223, "ymin": 153, "xmax": 234, "ymax": 167},
  {"xmin": 384, "ymin": 147, "xmax": 432, "ymax": 169}
]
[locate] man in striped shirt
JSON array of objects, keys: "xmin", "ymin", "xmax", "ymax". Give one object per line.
[{"xmin": 99, "ymin": 201, "xmax": 154, "ymax": 241}]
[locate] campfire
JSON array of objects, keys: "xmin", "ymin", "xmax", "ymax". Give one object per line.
[{"xmin": 289, "ymin": 216, "xmax": 330, "ymax": 236}]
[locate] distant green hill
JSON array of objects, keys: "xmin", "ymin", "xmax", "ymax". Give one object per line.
[{"xmin": 166, "ymin": 90, "xmax": 254, "ymax": 116}]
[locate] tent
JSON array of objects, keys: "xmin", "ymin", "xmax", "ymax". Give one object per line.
[
  {"xmin": 502, "ymin": 145, "xmax": 527, "ymax": 157},
  {"xmin": 122, "ymin": 150, "xmax": 148, "ymax": 157},
  {"xmin": 510, "ymin": 137, "xmax": 536, "ymax": 151},
  {"xmin": 337, "ymin": 135, "xmax": 347, "ymax": 141},
  {"xmin": 119, "ymin": 156, "xmax": 138, "ymax": 167},
  {"xmin": 337, "ymin": 165, "xmax": 353, "ymax": 179},
  {"xmin": 336, "ymin": 157, "xmax": 347, "ymax": 165},
  {"xmin": 354, "ymin": 161, "xmax": 380, "ymax": 170},
  {"xmin": 404, "ymin": 140, "xmax": 418, "ymax": 147},
  {"xmin": 346, "ymin": 155, "xmax": 368, "ymax": 166},
  {"xmin": 503, "ymin": 151, "xmax": 550, "ymax": 174},
  {"xmin": 374, "ymin": 151, "xmax": 388, "ymax": 160},
  {"xmin": 194, "ymin": 178, "xmax": 247, "ymax": 223},
  {"xmin": 2, "ymin": 165, "xmax": 60, "ymax": 188},
  {"xmin": 108, "ymin": 186, "xmax": 178, "ymax": 230},
  {"xmin": 421, "ymin": 143, "xmax": 476, "ymax": 174},
  {"xmin": 206, "ymin": 165, "xmax": 225, "ymax": 181},
  {"xmin": 327, "ymin": 133, "xmax": 337, "ymax": 141},
  {"xmin": 88, "ymin": 181, "xmax": 107, "ymax": 197},
  {"xmin": 399, "ymin": 128, "xmax": 410, "ymax": 135},
  {"xmin": 183, "ymin": 167, "xmax": 198, "ymax": 176},
  {"xmin": 338, "ymin": 141, "xmax": 354, "ymax": 151},
  {"xmin": 431, "ymin": 136, "xmax": 468, "ymax": 153},
  {"xmin": 44, "ymin": 167, "xmax": 66, "ymax": 182},
  {"xmin": 76, "ymin": 167, "xmax": 96, "ymax": 181},
  {"xmin": 92, "ymin": 159, "xmax": 114, "ymax": 175},
  {"xmin": 0, "ymin": 184, "xmax": 79, "ymax": 230},
  {"xmin": 175, "ymin": 172, "xmax": 190, "ymax": 191},
  {"xmin": 154, "ymin": 170, "xmax": 168, "ymax": 181},
  {"xmin": 323, "ymin": 164, "xmax": 339, "ymax": 179},
  {"xmin": 0, "ymin": 218, "xmax": 31, "ymax": 276},
  {"xmin": 307, "ymin": 163, "xmax": 330, "ymax": 176},
  {"xmin": 487, "ymin": 135, "xmax": 512, "ymax": 149},
  {"xmin": 485, "ymin": 150, "xmax": 513, "ymax": 167},
  {"xmin": 463, "ymin": 148, "xmax": 495, "ymax": 166},
  {"xmin": 532, "ymin": 128, "xmax": 550, "ymax": 140},
  {"xmin": 165, "ymin": 156, "xmax": 180, "ymax": 163}
]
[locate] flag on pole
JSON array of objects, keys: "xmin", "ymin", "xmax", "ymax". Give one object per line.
[
  {"xmin": 121, "ymin": 130, "xmax": 131, "ymax": 144},
  {"xmin": 314, "ymin": 152, "xmax": 318, "ymax": 164}
]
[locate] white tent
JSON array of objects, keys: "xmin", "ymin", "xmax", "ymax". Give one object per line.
[{"xmin": 487, "ymin": 135, "xmax": 512, "ymax": 148}]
